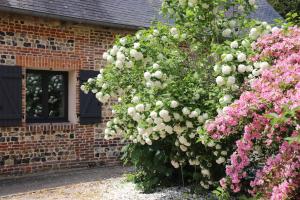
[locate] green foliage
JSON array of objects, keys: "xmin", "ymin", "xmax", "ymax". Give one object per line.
[
  {"xmin": 267, "ymin": 0, "xmax": 300, "ymax": 17},
  {"xmin": 83, "ymin": 0, "xmax": 256, "ymax": 193},
  {"xmin": 286, "ymin": 12, "xmax": 300, "ymax": 25}
]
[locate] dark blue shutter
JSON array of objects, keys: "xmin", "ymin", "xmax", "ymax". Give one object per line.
[
  {"xmin": 0, "ymin": 65, "xmax": 22, "ymax": 126},
  {"xmin": 79, "ymin": 70, "xmax": 102, "ymax": 125}
]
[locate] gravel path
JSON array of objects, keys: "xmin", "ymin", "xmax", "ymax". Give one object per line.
[{"xmin": 0, "ymin": 166, "xmax": 205, "ymax": 200}]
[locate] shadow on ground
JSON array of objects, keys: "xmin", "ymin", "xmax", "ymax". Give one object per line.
[{"xmin": 0, "ymin": 166, "xmax": 132, "ymax": 197}]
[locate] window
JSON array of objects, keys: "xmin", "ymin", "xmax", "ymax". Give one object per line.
[{"xmin": 26, "ymin": 70, "xmax": 68, "ymax": 123}]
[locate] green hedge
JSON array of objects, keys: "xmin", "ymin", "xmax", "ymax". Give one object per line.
[{"xmin": 268, "ymin": 0, "xmax": 300, "ymax": 17}]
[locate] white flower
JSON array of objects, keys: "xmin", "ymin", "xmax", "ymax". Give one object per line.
[
  {"xmin": 238, "ymin": 5, "xmax": 244, "ymax": 12},
  {"xmin": 174, "ymin": 125, "xmax": 185, "ymax": 134},
  {"xmin": 188, "ymin": 0, "xmax": 197, "ymax": 7},
  {"xmin": 126, "ymin": 61, "xmax": 133, "ymax": 68},
  {"xmin": 214, "ymin": 65, "xmax": 220, "ymax": 73},
  {"xmin": 216, "ymin": 76, "xmax": 225, "ymax": 86},
  {"xmin": 150, "ymin": 111, "xmax": 158, "ymax": 119},
  {"xmin": 153, "ymin": 70, "xmax": 163, "ymax": 79},
  {"xmin": 80, "ymin": 85, "xmax": 88, "ymax": 94},
  {"xmin": 135, "ymin": 104, "xmax": 145, "ymax": 112},
  {"xmin": 186, "ymin": 121, "xmax": 193, "ymax": 128},
  {"xmin": 230, "ymin": 41, "xmax": 238, "ymax": 49},
  {"xmin": 180, "ymin": 145, "xmax": 188, "ymax": 152},
  {"xmin": 216, "ymin": 157, "xmax": 226, "ymax": 164},
  {"xmin": 171, "ymin": 160, "xmax": 180, "ymax": 168},
  {"xmin": 159, "ymin": 110, "xmax": 169, "ymax": 119},
  {"xmin": 202, "ymin": 113, "xmax": 208, "ymax": 119},
  {"xmin": 197, "ymin": 115, "xmax": 204, "ymax": 123},
  {"xmin": 242, "ymin": 39, "xmax": 250, "ymax": 47},
  {"xmin": 202, "ymin": 3, "xmax": 209, "ymax": 9},
  {"xmin": 179, "ymin": 0, "xmax": 186, "ymax": 6},
  {"xmin": 227, "ymin": 76, "xmax": 236, "ymax": 86},
  {"xmin": 130, "ymin": 49, "xmax": 137, "ymax": 57},
  {"xmin": 120, "ymin": 37, "xmax": 127, "ymax": 45},
  {"xmin": 221, "ymin": 65, "xmax": 232, "ymax": 75},
  {"xmin": 145, "ymin": 138, "xmax": 152, "ymax": 145},
  {"xmin": 207, "ymin": 141, "xmax": 215, "ymax": 147},
  {"xmin": 152, "ymin": 63, "xmax": 160, "ymax": 69},
  {"xmin": 215, "ymin": 144, "xmax": 222, "ymax": 150},
  {"xmin": 170, "ymin": 100, "xmax": 179, "ymax": 108},
  {"xmin": 133, "ymin": 42, "xmax": 140, "ymax": 49},
  {"xmin": 170, "ymin": 111, "xmax": 178, "ymax": 119},
  {"xmin": 237, "ymin": 53, "xmax": 247, "ymax": 62},
  {"xmin": 106, "ymin": 55, "xmax": 114, "ymax": 63},
  {"xmin": 116, "ymin": 52, "xmax": 125, "ymax": 62},
  {"xmin": 115, "ymin": 60, "xmax": 124, "ymax": 69},
  {"xmin": 156, "ymin": 101, "xmax": 163, "ymax": 107},
  {"xmin": 238, "ymin": 64, "xmax": 247, "ymax": 73},
  {"xmin": 179, "ymin": 136, "xmax": 188, "ymax": 144},
  {"xmin": 201, "ymin": 169, "xmax": 210, "ymax": 177},
  {"xmin": 189, "ymin": 111, "xmax": 198, "ymax": 118},
  {"xmin": 170, "ymin": 27, "xmax": 178, "ymax": 35},
  {"xmin": 110, "ymin": 46, "xmax": 118, "ymax": 56},
  {"xmin": 229, "ymin": 20, "xmax": 236, "ymax": 28},
  {"xmin": 127, "ymin": 107, "xmax": 136, "ymax": 116},
  {"xmin": 153, "ymin": 29, "xmax": 159, "ymax": 36},
  {"xmin": 249, "ymin": 28, "xmax": 259, "ymax": 39},
  {"xmin": 213, "ymin": 151, "xmax": 219, "ymax": 156},
  {"xmin": 189, "ymin": 133, "xmax": 195, "ymax": 138},
  {"xmin": 144, "ymin": 72, "xmax": 151, "ymax": 80},
  {"xmin": 249, "ymin": 0, "xmax": 256, "ymax": 6},
  {"xmin": 182, "ymin": 107, "xmax": 190, "ymax": 115},
  {"xmin": 165, "ymin": 125, "xmax": 173, "ymax": 134},
  {"xmin": 134, "ymin": 52, "xmax": 144, "ymax": 61},
  {"xmin": 222, "ymin": 28, "xmax": 232, "ymax": 38},
  {"xmin": 224, "ymin": 54, "xmax": 233, "ymax": 62},
  {"xmin": 271, "ymin": 27, "xmax": 280, "ymax": 33},
  {"xmin": 223, "ymin": 94, "xmax": 232, "ymax": 104},
  {"xmin": 102, "ymin": 52, "xmax": 108, "ymax": 60},
  {"xmin": 252, "ymin": 69, "xmax": 261, "ymax": 77},
  {"xmin": 246, "ymin": 65, "xmax": 253, "ymax": 72},
  {"xmin": 146, "ymin": 118, "xmax": 153, "ymax": 124},
  {"xmin": 200, "ymin": 181, "xmax": 209, "ymax": 189},
  {"xmin": 221, "ymin": 151, "xmax": 228, "ymax": 156},
  {"xmin": 132, "ymin": 96, "xmax": 140, "ymax": 103},
  {"xmin": 259, "ymin": 62, "xmax": 270, "ymax": 70}
]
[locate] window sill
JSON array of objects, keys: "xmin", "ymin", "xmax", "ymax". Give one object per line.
[{"xmin": 26, "ymin": 122, "xmax": 76, "ymax": 131}]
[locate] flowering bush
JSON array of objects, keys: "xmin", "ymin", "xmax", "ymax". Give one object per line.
[
  {"xmin": 82, "ymin": 0, "xmax": 257, "ymax": 192},
  {"xmin": 207, "ymin": 27, "xmax": 300, "ymax": 199}
]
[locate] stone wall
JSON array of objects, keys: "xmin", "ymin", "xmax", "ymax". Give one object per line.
[{"xmin": 0, "ymin": 12, "xmax": 133, "ymax": 176}]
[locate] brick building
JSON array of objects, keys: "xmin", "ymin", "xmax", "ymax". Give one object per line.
[{"xmin": 0, "ymin": 0, "xmax": 280, "ymax": 176}]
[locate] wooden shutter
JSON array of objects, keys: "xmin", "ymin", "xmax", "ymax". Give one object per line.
[
  {"xmin": 0, "ymin": 65, "xmax": 22, "ymax": 126},
  {"xmin": 79, "ymin": 70, "xmax": 102, "ymax": 125}
]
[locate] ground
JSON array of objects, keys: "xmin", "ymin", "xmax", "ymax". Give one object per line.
[{"xmin": 0, "ymin": 166, "xmax": 205, "ymax": 200}]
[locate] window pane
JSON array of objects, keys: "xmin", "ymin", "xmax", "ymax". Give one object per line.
[
  {"xmin": 48, "ymin": 74, "xmax": 65, "ymax": 118},
  {"xmin": 26, "ymin": 73, "xmax": 43, "ymax": 118}
]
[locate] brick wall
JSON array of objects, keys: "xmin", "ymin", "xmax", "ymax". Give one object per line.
[{"xmin": 0, "ymin": 12, "xmax": 133, "ymax": 175}]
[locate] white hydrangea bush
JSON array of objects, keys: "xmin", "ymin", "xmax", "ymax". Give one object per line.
[
  {"xmin": 82, "ymin": 0, "xmax": 258, "ymax": 191},
  {"xmin": 82, "ymin": 24, "xmax": 225, "ymax": 186},
  {"xmin": 211, "ymin": 21, "xmax": 276, "ymax": 110}
]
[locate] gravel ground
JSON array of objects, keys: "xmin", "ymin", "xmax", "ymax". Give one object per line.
[{"xmin": 0, "ymin": 166, "xmax": 206, "ymax": 200}]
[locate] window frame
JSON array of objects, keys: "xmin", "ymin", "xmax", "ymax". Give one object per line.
[{"xmin": 26, "ymin": 69, "xmax": 69, "ymax": 123}]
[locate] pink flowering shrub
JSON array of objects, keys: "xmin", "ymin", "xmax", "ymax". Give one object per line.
[{"xmin": 207, "ymin": 27, "xmax": 300, "ymax": 199}]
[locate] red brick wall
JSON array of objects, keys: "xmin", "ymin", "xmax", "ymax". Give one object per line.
[{"xmin": 0, "ymin": 12, "xmax": 133, "ymax": 175}]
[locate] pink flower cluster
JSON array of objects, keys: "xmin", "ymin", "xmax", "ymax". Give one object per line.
[
  {"xmin": 250, "ymin": 142, "xmax": 300, "ymax": 199},
  {"xmin": 207, "ymin": 27, "xmax": 300, "ymax": 198}
]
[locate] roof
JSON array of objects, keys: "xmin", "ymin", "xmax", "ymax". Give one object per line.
[
  {"xmin": 250, "ymin": 0, "xmax": 282, "ymax": 23},
  {"xmin": 0, "ymin": 0, "xmax": 281, "ymax": 29}
]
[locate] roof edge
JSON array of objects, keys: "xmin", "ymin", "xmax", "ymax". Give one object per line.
[{"xmin": 0, "ymin": 5, "xmax": 146, "ymax": 30}]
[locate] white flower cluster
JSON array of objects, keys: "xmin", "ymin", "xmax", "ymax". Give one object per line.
[
  {"xmin": 215, "ymin": 22, "xmax": 272, "ymax": 106},
  {"xmin": 144, "ymin": 64, "xmax": 168, "ymax": 89}
]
